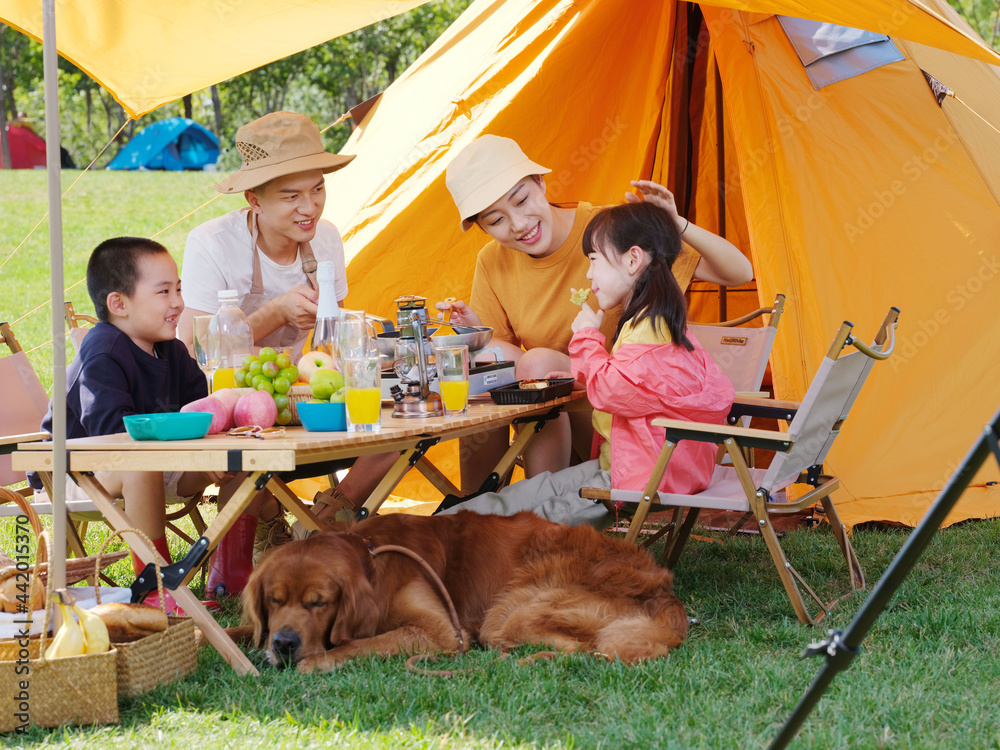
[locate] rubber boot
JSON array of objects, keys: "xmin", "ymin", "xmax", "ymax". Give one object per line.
[{"xmin": 206, "ymin": 513, "xmax": 257, "ymax": 600}]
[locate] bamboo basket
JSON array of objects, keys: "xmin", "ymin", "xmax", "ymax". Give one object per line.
[
  {"xmin": 0, "ymin": 530, "xmax": 119, "ymax": 733},
  {"xmin": 286, "ymin": 384, "xmax": 313, "ymax": 426},
  {"xmin": 94, "ymin": 530, "xmax": 197, "ymax": 698}
]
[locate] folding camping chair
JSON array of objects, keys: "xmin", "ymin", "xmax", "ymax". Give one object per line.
[
  {"xmin": 689, "ymin": 292, "xmax": 785, "ymax": 399},
  {"xmin": 582, "ymin": 306, "xmax": 899, "ymax": 624},
  {"xmin": 0, "ymin": 320, "xmax": 94, "ymax": 560}
]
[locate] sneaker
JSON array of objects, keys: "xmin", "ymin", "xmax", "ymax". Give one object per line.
[{"xmin": 253, "ymin": 514, "xmax": 294, "ymax": 566}]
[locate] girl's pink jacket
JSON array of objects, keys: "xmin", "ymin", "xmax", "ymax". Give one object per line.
[{"xmin": 570, "ymin": 326, "xmax": 735, "ymax": 494}]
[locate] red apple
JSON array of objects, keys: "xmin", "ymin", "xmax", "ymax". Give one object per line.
[
  {"xmin": 181, "ymin": 390, "xmax": 242, "ymax": 434},
  {"xmin": 233, "ymin": 389, "xmax": 278, "ymax": 429},
  {"xmin": 296, "ymin": 350, "xmax": 335, "ymax": 384}
]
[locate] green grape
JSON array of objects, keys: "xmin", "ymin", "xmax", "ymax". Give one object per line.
[
  {"xmin": 278, "ymin": 366, "xmax": 299, "ymax": 384},
  {"xmin": 259, "ymin": 347, "xmax": 278, "ymax": 364},
  {"xmin": 275, "ymin": 407, "xmax": 293, "ymax": 426},
  {"xmin": 247, "ymin": 360, "xmax": 263, "ymax": 378},
  {"xmin": 272, "ymin": 393, "xmax": 289, "ymax": 411},
  {"xmin": 242, "ymin": 354, "xmax": 260, "ymax": 371},
  {"xmin": 256, "ymin": 380, "xmax": 275, "ymax": 395},
  {"xmin": 261, "ymin": 360, "xmax": 280, "ymax": 379},
  {"xmin": 234, "ymin": 369, "xmax": 248, "ymax": 388},
  {"xmin": 275, "ymin": 352, "xmax": 293, "ymax": 370},
  {"xmin": 273, "ymin": 376, "xmax": 290, "ymax": 394},
  {"xmin": 250, "ymin": 374, "xmax": 263, "ymax": 390}
]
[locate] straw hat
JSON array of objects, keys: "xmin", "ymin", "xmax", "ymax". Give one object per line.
[
  {"xmin": 215, "ymin": 111, "xmax": 355, "ymax": 193},
  {"xmin": 445, "ymin": 135, "xmax": 550, "ymax": 231}
]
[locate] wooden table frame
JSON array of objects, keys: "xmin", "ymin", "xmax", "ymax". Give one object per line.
[{"xmin": 12, "ymin": 393, "xmax": 586, "ymax": 675}]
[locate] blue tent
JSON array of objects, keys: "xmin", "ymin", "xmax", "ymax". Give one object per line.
[{"xmin": 108, "ymin": 117, "xmax": 220, "ymax": 171}]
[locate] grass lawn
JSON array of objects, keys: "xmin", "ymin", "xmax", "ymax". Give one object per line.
[
  {"xmin": 2, "ymin": 170, "xmax": 1000, "ymax": 747},
  {"xmin": 2, "ymin": 511, "xmax": 999, "ymax": 748},
  {"xmin": 0, "ymin": 169, "xmax": 245, "ymax": 393}
]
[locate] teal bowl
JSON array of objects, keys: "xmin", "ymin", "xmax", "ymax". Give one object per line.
[
  {"xmin": 123, "ymin": 412, "xmax": 213, "ymax": 441},
  {"xmin": 296, "ymin": 401, "xmax": 347, "ymax": 432}
]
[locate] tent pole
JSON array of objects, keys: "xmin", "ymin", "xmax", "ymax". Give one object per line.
[
  {"xmin": 714, "ymin": 62, "xmax": 727, "ymax": 321},
  {"xmin": 42, "ymin": 0, "xmax": 67, "ymax": 598},
  {"xmin": 769, "ymin": 405, "xmax": 1000, "ymax": 750}
]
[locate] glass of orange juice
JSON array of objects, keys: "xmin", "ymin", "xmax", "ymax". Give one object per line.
[
  {"xmin": 343, "ymin": 355, "xmax": 382, "ymax": 433},
  {"xmin": 435, "ymin": 345, "xmax": 469, "ymax": 418}
]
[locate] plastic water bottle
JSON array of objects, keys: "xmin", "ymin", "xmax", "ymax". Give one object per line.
[{"xmin": 215, "ymin": 290, "xmax": 254, "ymax": 389}]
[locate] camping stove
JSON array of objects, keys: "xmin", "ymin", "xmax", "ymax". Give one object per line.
[{"xmin": 389, "ymin": 296, "xmax": 444, "ymax": 418}]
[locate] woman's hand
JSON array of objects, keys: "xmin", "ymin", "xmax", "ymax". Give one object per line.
[
  {"xmin": 628, "ymin": 180, "xmax": 687, "ymax": 233},
  {"xmin": 434, "ymin": 299, "xmax": 482, "ymax": 327},
  {"xmin": 571, "ymin": 305, "xmax": 604, "ymax": 334}
]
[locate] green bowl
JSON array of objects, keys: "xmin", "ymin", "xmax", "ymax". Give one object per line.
[{"xmin": 123, "ymin": 412, "xmax": 213, "ymax": 441}]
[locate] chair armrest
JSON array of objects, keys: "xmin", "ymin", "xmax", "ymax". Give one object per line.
[
  {"xmin": 651, "ymin": 417, "xmax": 794, "ymax": 451},
  {"xmin": 728, "ymin": 395, "xmax": 800, "ymax": 423}
]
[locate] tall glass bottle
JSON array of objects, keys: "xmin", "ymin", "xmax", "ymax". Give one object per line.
[
  {"xmin": 215, "ymin": 290, "xmax": 254, "ymax": 389},
  {"xmin": 311, "ymin": 261, "xmax": 341, "ymax": 369}
]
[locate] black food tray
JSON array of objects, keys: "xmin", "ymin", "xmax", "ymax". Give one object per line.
[{"xmin": 488, "ymin": 378, "xmax": 575, "ymax": 405}]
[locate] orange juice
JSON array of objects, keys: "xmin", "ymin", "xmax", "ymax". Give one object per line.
[
  {"xmin": 213, "ymin": 367, "xmax": 237, "ymax": 390},
  {"xmin": 439, "ymin": 379, "xmax": 469, "ymax": 412},
  {"xmin": 345, "ymin": 387, "xmax": 381, "ymax": 424}
]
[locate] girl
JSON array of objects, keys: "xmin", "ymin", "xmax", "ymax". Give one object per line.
[
  {"xmin": 441, "ymin": 135, "xmax": 750, "ymax": 493},
  {"xmin": 439, "ymin": 202, "xmax": 735, "ymax": 527}
]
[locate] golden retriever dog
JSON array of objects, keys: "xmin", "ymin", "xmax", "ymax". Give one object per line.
[{"xmin": 242, "ymin": 510, "xmax": 687, "ymax": 672}]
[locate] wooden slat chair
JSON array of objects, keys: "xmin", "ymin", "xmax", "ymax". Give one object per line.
[
  {"xmin": 62, "ymin": 302, "xmax": 207, "ymax": 544},
  {"xmin": 582, "ymin": 306, "xmax": 900, "ymax": 625}
]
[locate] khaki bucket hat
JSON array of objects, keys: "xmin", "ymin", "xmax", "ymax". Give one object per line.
[
  {"xmin": 445, "ymin": 135, "xmax": 550, "ymax": 231},
  {"xmin": 215, "ymin": 111, "xmax": 355, "ymax": 193}
]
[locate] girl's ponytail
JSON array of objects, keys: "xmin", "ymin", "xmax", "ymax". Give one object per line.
[{"xmin": 582, "ymin": 202, "xmax": 693, "ymax": 350}]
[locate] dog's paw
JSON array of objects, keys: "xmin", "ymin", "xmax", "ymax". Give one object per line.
[{"xmin": 296, "ymin": 652, "xmax": 341, "ymax": 674}]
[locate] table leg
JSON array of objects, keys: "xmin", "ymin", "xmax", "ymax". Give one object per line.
[
  {"xmin": 72, "ymin": 472, "xmax": 259, "ymax": 676},
  {"xmin": 358, "ymin": 448, "xmax": 423, "ymax": 518},
  {"xmin": 266, "ymin": 477, "xmax": 323, "ymax": 533}
]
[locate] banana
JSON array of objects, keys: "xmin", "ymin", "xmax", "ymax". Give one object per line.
[
  {"xmin": 44, "ymin": 589, "xmax": 86, "ymax": 659},
  {"xmin": 71, "ymin": 600, "xmax": 111, "ymax": 654}
]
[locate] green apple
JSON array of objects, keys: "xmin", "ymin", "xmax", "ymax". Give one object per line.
[
  {"xmin": 310, "ymin": 368, "xmax": 345, "ymax": 401},
  {"xmin": 329, "ymin": 387, "xmax": 346, "ymax": 404}
]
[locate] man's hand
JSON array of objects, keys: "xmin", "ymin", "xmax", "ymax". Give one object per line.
[
  {"xmin": 434, "ymin": 299, "xmax": 482, "ymax": 327},
  {"xmin": 278, "ymin": 285, "xmax": 319, "ymax": 330}
]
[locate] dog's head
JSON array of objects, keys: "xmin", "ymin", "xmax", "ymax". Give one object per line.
[{"xmin": 242, "ymin": 531, "xmax": 380, "ymax": 667}]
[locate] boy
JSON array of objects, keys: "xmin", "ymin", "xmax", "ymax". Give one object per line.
[{"xmin": 33, "ymin": 237, "xmax": 229, "ymax": 613}]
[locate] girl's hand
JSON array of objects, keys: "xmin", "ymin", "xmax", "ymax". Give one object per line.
[
  {"xmin": 544, "ymin": 370, "xmax": 585, "ymax": 390},
  {"xmin": 572, "ymin": 306, "xmax": 604, "ymax": 334},
  {"xmin": 629, "ymin": 180, "xmax": 686, "ymax": 233},
  {"xmin": 434, "ymin": 299, "xmax": 482, "ymax": 327}
]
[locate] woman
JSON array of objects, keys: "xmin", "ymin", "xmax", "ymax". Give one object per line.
[{"xmin": 441, "ymin": 135, "xmax": 751, "ymax": 491}]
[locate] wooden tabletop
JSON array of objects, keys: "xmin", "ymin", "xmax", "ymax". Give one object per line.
[{"xmin": 12, "ymin": 392, "xmax": 587, "ymax": 474}]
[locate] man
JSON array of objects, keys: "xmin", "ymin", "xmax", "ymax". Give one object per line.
[{"xmin": 179, "ymin": 112, "xmax": 390, "ymax": 598}]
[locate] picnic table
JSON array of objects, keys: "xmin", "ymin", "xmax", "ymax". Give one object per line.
[{"xmin": 12, "ymin": 391, "xmax": 587, "ymax": 675}]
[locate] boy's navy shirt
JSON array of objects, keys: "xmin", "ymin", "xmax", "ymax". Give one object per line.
[{"xmin": 30, "ymin": 322, "xmax": 207, "ymax": 488}]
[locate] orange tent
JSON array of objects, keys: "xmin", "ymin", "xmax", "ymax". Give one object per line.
[{"xmin": 326, "ymin": 0, "xmax": 1000, "ymax": 528}]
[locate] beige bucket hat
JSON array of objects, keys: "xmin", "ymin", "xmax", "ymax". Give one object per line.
[
  {"xmin": 215, "ymin": 111, "xmax": 355, "ymax": 193},
  {"xmin": 445, "ymin": 135, "xmax": 550, "ymax": 231}
]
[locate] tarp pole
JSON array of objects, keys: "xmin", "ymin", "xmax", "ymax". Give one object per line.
[
  {"xmin": 770, "ymin": 405, "xmax": 1000, "ymax": 750},
  {"xmin": 42, "ymin": 0, "xmax": 67, "ymax": 599}
]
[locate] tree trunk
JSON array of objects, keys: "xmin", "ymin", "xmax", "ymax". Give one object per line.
[
  {"xmin": 86, "ymin": 88, "xmax": 92, "ymax": 133},
  {"xmin": 211, "ymin": 85, "xmax": 223, "ymax": 134},
  {"xmin": 183, "ymin": 93, "xmax": 193, "ymax": 119},
  {"xmin": 0, "ymin": 26, "xmax": 10, "ymax": 169}
]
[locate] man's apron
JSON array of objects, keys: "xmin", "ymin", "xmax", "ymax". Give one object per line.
[{"xmin": 242, "ymin": 209, "xmax": 319, "ymax": 357}]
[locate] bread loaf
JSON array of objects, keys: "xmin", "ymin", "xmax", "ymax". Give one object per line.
[
  {"xmin": 519, "ymin": 379, "xmax": 549, "ymax": 390},
  {"xmin": 89, "ymin": 602, "xmax": 168, "ymax": 643},
  {"xmin": 0, "ymin": 575, "xmax": 45, "ymax": 613}
]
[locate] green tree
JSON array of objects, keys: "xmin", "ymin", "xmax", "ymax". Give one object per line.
[{"xmin": 948, "ymin": 0, "xmax": 1000, "ymax": 49}]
